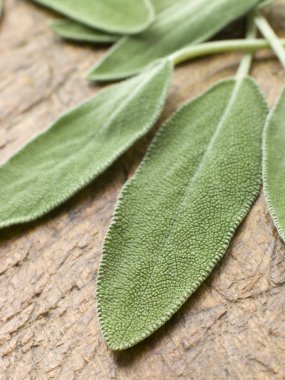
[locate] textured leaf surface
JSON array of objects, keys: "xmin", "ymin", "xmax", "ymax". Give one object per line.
[
  {"xmin": 88, "ymin": 0, "xmax": 262, "ymax": 81},
  {"xmin": 31, "ymin": 0, "xmax": 154, "ymax": 34},
  {"xmin": 0, "ymin": 60, "xmax": 172, "ymax": 229},
  {"xmin": 263, "ymin": 87, "xmax": 285, "ymax": 241},
  {"xmin": 49, "ymin": 19, "xmax": 118, "ymax": 44},
  {"xmin": 97, "ymin": 78, "xmax": 267, "ymax": 350}
]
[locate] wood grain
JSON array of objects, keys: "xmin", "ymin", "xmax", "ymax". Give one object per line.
[{"xmin": 0, "ymin": 1, "xmax": 285, "ymax": 379}]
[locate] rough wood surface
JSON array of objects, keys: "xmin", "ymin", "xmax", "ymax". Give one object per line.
[{"xmin": 1, "ymin": 1, "xmax": 285, "ymax": 379}]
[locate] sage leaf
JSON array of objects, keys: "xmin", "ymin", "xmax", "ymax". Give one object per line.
[
  {"xmin": 0, "ymin": 60, "xmax": 172, "ymax": 229},
  {"xmin": 87, "ymin": 0, "xmax": 263, "ymax": 81},
  {"xmin": 30, "ymin": 0, "xmax": 154, "ymax": 34},
  {"xmin": 49, "ymin": 19, "xmax": 118, "ymax": 44},
  {"xmin": 97, "ymin": 77, "xmax": 267, "ymax": 350},
  {"xmin": 263, "ymin": 87, "xmax": 285, "ymax": 242}
]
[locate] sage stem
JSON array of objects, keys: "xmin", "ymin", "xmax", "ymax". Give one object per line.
[
  {"xmin": 237, "ymin": 12, "xmax": 256, "ymax": 79},
  {"xmin": 170, "ymin": 39, "xmax": 285, "ymax": 66},
  {"xmin": 255, "ymin": 13, "xmax": 285, "ymax": 69}
]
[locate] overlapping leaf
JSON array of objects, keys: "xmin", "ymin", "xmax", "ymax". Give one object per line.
[
  {"xmin": 88, "ymin": 0, "xmax": 263, "ymax": 81},
  {"xmin": 263, "ymin": 86, "xmax": 285, "ymax": 241},
  {"xmin": 30, "ymin": 0, "xmax": 154, "ymax": 34},
  {"xmin": 49, "ymin": 19, "xmax": 118, "ymax": 44},
  {"xmin": 97, "ymin": 77, "xmax": 267, "ymax": 350},
  {"xmin": 0, "ymin": 60, "xmax": 172, "ymax": 229}
]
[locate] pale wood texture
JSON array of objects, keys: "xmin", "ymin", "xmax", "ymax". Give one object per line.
[{"xmin": 1, "ymin": 1, "xmax": 285, "ymax": 379}]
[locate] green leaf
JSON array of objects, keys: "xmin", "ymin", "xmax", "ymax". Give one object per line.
[
  {"xmin": 88, "ymin": 0, "xmax": 263, "ymax": 81},
  {"xmin": 97, "ymin": 77, "xmax": 267, "ymax": 350},
  {"xmin": 0, "ymin": 60, "xmax": 172, "ymax": 229},
  {"xmin": 30, "ymin": 0, "xmax": 154, "ymax": 34},
  {"xmin": 263, "ymin": 87, "xmax": 285, "ymax": 241},
  {"xmin": 49, "ymin": 19, "xmax": 119, "ymax": 44}
]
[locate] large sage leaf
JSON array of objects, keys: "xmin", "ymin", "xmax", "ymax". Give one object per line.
[
  {"xmin": 263, "ymin": 87, "xmax": 285, "ymax": 241},
  {"xmin": 30, "ymin": 0, "xmax": 154, "ymax": 34},
  {"xmin": 0, "ymin": 60, "xmax": 172, "ymax": 229},
  {"xmin": 88, "ymin": 0, "xmax": 263, "ymax": 81},
  {"xmin": 97, "ymin": 77, "xmax": 267, "ymax": 350},
  {"xmin": 49, "ymin": 19, "xmax": 119, "ymax": 44}
]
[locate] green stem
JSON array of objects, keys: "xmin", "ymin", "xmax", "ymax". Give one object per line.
[
  {"xmin": 170, "ymin": 39, "xmax": 285, "ymax": 66},
  {"xmin": 236, "ymin": 12, "xmax": 256, "ymax": 79},
  {"xmin": 255, "ymin": 13, "xmax": 285, "ymax": 69}
]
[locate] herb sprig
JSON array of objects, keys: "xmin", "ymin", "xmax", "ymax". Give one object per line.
[{"xmin": 1, "ymin": 0, "xmax": 285, "ymax": 351}]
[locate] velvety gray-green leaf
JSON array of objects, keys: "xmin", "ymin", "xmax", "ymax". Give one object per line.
[
  {"xmin": 0, "ymin": 0, "xmax": 3, "ymax": 18},
  {"xmin": 49, "ymin": 19, "xmax": 118, "ymax": 44},
  {"xmin": 88, "ymin": 0, "xmax": 263, "ymax": 81},
  {"xmin": 30, "ymin": 0, "xmax": 154, "ymax": 34},
  {"xmin": 97, "ymin": 77, "xmax": 267, "ymax": 350},
  {"xmin": 263, "ymin": 86, "xmax": 285, "ymax": 242},
  {"xmin": 0, "ymin": 60, "xmax": 172, "ymax": 229}
]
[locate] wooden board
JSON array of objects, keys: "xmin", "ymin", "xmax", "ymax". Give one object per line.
[{"xmin": 1, "ymin": 1, "xmax": 285, "ymax": 378}]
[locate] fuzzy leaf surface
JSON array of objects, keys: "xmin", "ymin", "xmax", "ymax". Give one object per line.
[
  {"xmin": 30, "ymin": 0, "xmax": 154, "ymax": 34},
  {"xmin": 88, "ymin": 0, "xmax": 263, "ymax": 81},
  {"xmin": 49, "ymin": 19, "xmax": 119, "ymax": 44},
  {"xmin": 97, "ymin": 78, "xmax": 267, "ymax": 350},
  {"xmin": 0, "ymin": 60, "xmax": 172, "ymax": 229},
  {"xmin": 263, "ymin": 86, "xmax": 285, "ymax": 241}
]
